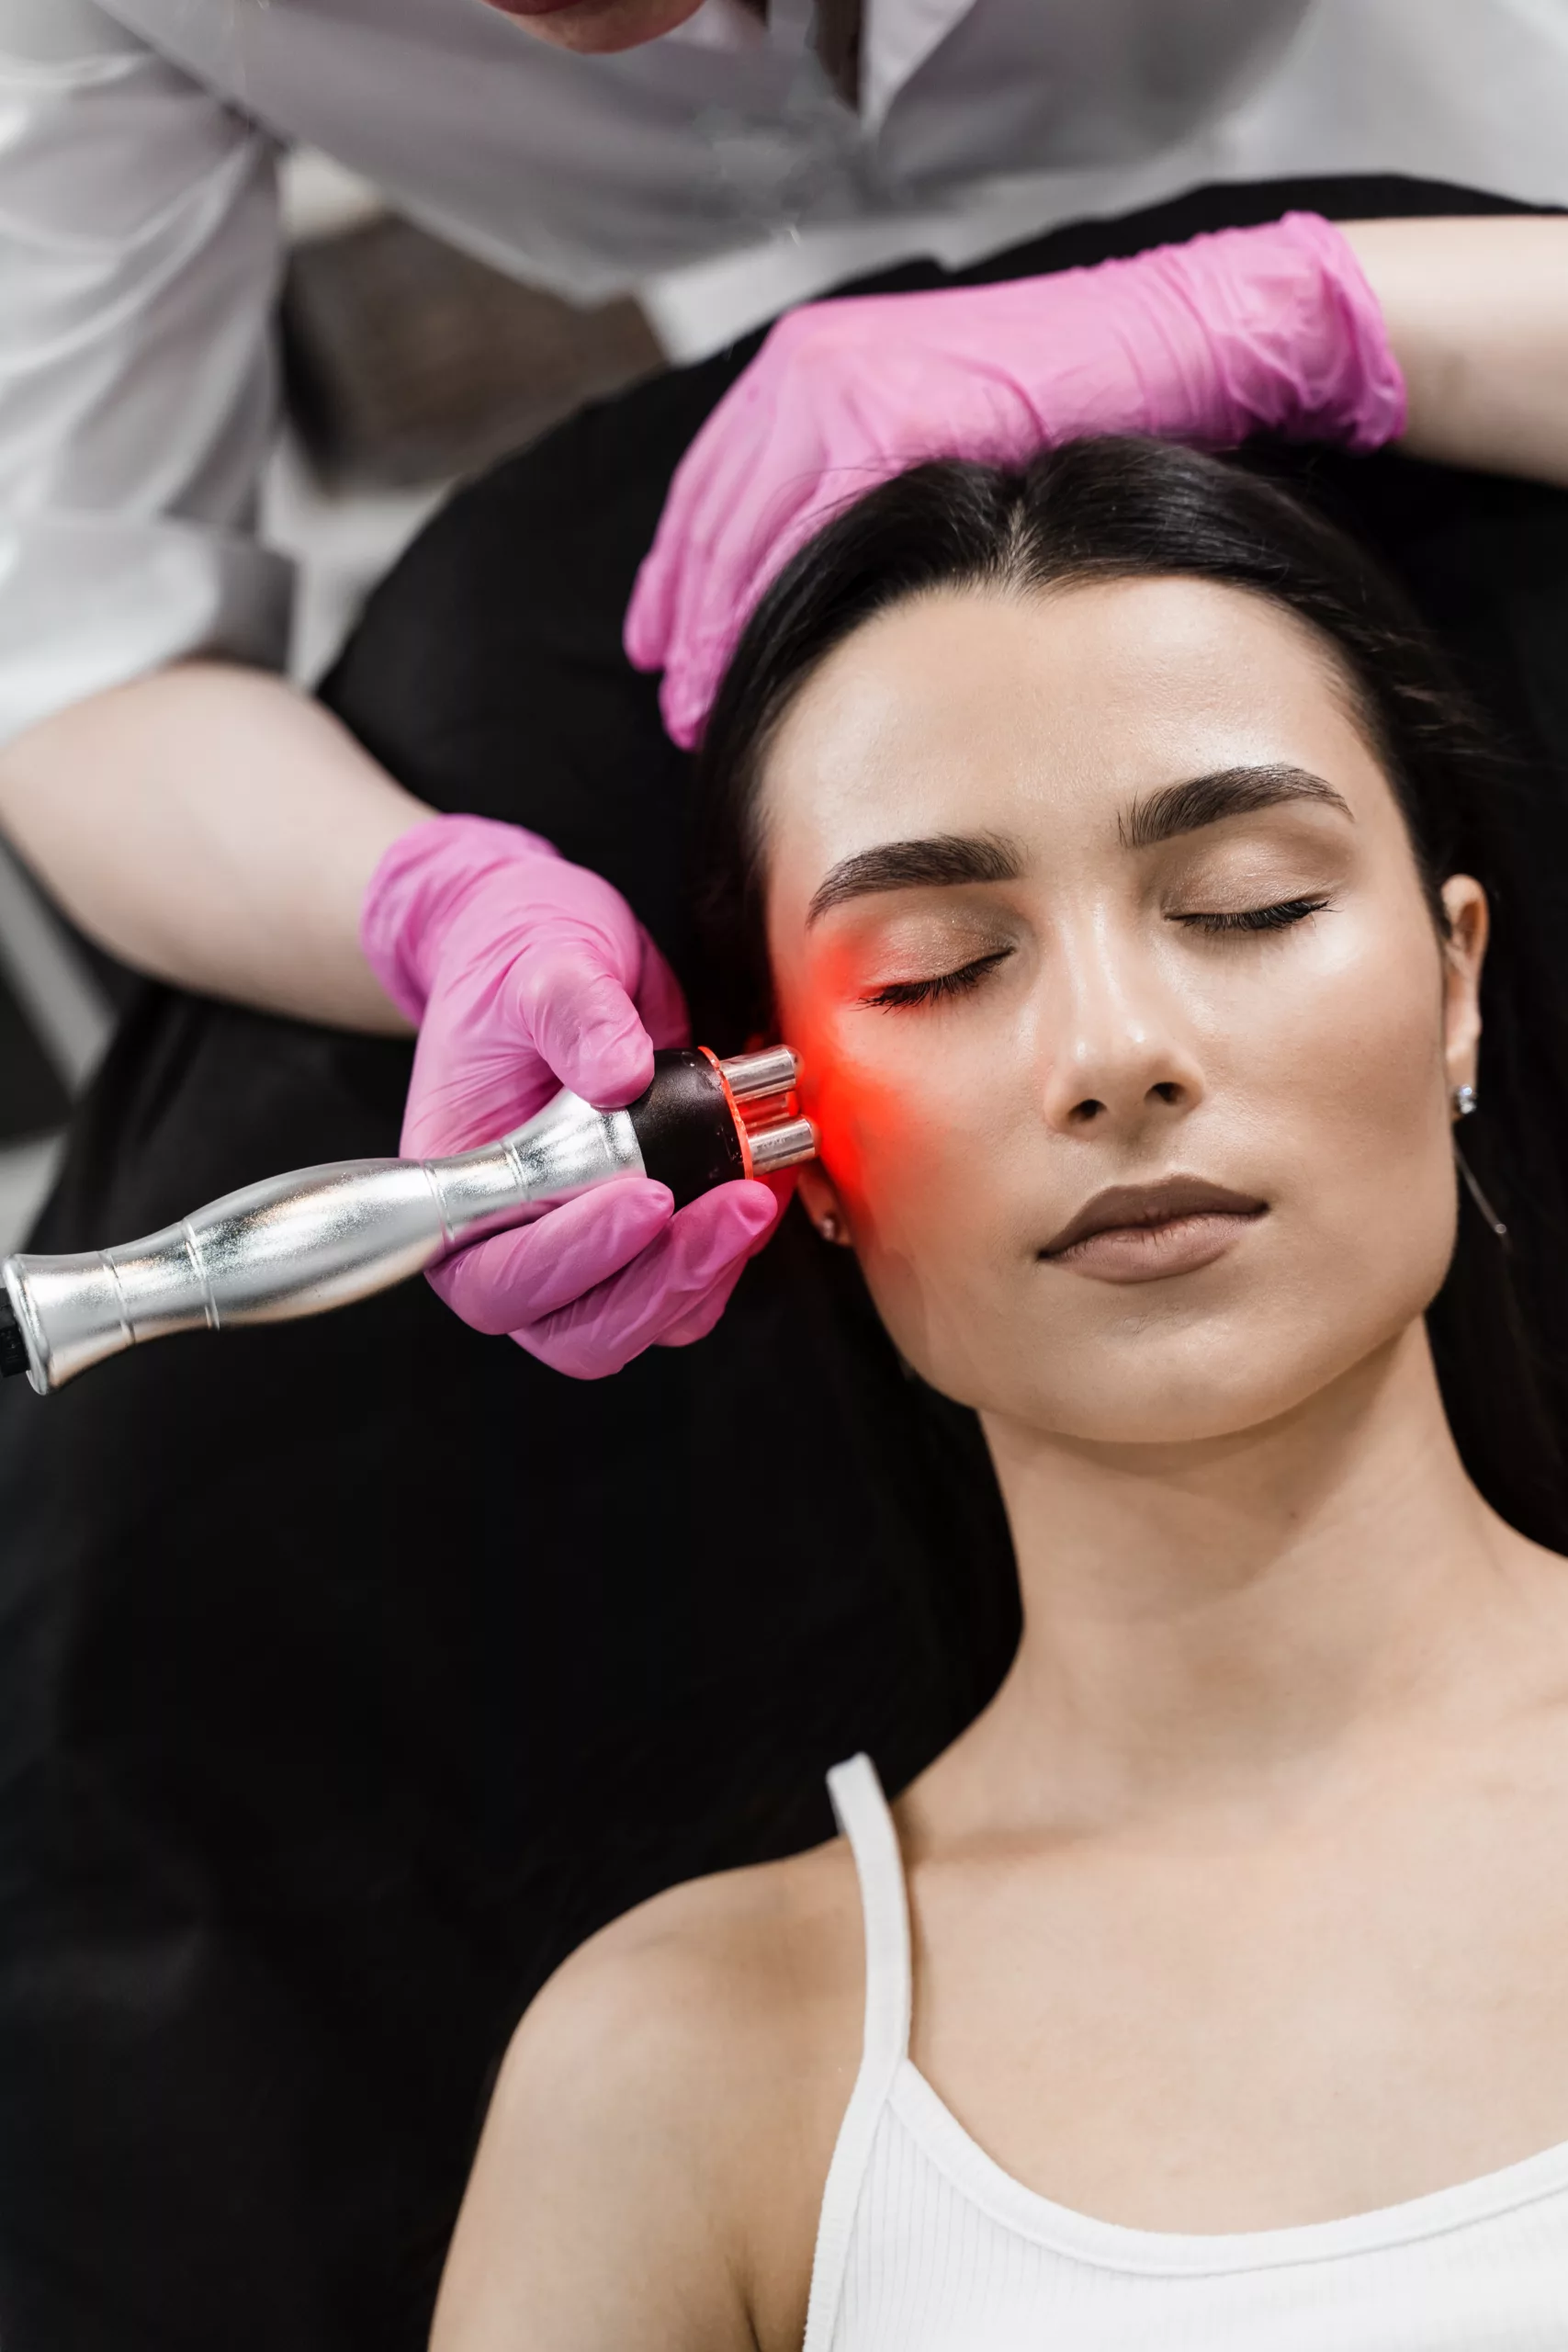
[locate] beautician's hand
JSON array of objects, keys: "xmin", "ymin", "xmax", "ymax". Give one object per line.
[
  {"xmin": 626, "ymin": 212, "xmax": 1406, "ymax": 746},
  {"xmin": 361, "ymin": 813, "xmax": 780, "ymax": 1377}
]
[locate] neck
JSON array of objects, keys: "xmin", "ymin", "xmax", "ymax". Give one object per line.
[{"xmin": 974, "ymin": 1323, "xmax": 1536, "ymax": 1825}]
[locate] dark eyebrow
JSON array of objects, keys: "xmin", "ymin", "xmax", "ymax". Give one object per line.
[
  {"xmin": 806, "ymin": 831, "xmax": 1022, "ymax": 926},
  {"xmin": 803, "ymin": 771, "xmax": 1345, "ymax": 925},
  {"xmin": 1122, "ymin": 764, "xmax": 1351, "ymax": 850}
]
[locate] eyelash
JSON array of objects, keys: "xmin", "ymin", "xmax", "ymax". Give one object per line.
[
  {"xmin": 1173, "ymin": 894, "xmax": 1332, "ymax": 933},
  {"xmin": 865, "ymin": 949, "xmax": 1012, "ymax": 1011},
  {"xmin": 863, "ymin": 898, "xmax": 1329, "ymax": 1011}
]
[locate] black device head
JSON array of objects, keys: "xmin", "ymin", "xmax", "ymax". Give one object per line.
[
  {"xmin": 626, "ymin": 1049, "xmax": 749, "ymax": 1211},
  {"xmin": 0, "ymin": 1293, "xmax": 28, "ymax": 1380},
  {"xmin": 625, "ymin": 1046, "xmax": 814, "ymax": 1210}
]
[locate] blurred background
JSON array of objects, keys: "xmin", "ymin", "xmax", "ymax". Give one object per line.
[
  {"xmin": 0, "ymin": 150, "xmax": 769, "ymax": 1251},
  {"xmin": 0, "ymin": 142, "xmax": 943, "ymax": 1251}
]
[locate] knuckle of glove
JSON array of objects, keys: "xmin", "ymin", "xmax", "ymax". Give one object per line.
[
  {"xmin": 425, "ymin": 1250, "xmax": 524, "ymax": 1338},
  {"xmin": 764, "ymin": 300, "xmax": 863, "ymax": 373},
  {"xmin": 517, "ymin": 1327, "xmax": 636, "ymax": 1381},
  {"xmin": 509, "ymin": 917, "xmax": 638, "ymax": 1035},
  {"xmin": 513, "ymin": 1283, "xmax": 658, "ymax": 1379}
]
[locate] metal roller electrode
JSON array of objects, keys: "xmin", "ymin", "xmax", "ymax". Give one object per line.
[{"xmin": 0, "ymin": 1046, "xmax": 815, "ymax": 1395}]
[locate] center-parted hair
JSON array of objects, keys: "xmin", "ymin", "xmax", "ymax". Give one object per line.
[{"xmin": 691, "ymin": 436, "xmax": 1568, "ymax": 1551}]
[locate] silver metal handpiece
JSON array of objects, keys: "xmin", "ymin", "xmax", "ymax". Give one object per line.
[{"xmin": 0, "ymin": 1046, "xmax": 815, "ymax": 1395}]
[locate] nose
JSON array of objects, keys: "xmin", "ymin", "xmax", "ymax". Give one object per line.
[{"xmin": 1038, "ymin": 918, "xmax": 1205, "ymax": 1135}]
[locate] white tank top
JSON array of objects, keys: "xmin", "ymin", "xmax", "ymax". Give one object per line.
[{"xmin": 802, "ymin": 1752, "xmax": 1568, "ymax": 2350}]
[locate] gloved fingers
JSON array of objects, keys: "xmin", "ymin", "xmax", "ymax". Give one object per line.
[
  {"xmin": 633, "ymin": 928, "xmax": 693, "ymax": 1053},
  {"xmin": 629, "ymin": 392, "xmax": 828, "ymax": 739},
  {"xmin": 517, "ymin": 1179, "xmax": 781, "ymax": 1379},
  {"xmin": 623, "ymin": 548, "xmax": 668, "ymax": 675},
  {"xmin": 655, "ymin": 345, "xmax": 1057, "ymax": 741},
  {"xmin": 652, "ymin": 1246, "xmax": 754, "ymax": 1350},
  {"xmin": 750, "ymin": 1166, "xmax": 800, "ymax": 1241},
  {"xmin": 624, "ymin": 435, "xmax": 711, "ymax": 671},
  {"xmin": 625, "ymin": 366, "xmax": 784, "ymax": 669},
  {"xmin": 426, "ymin": 1179, "xmax": 674, "ymax": 1333},
  {"xmin": 660, "ymin": 657, "xmax": 718, "ymax": 753},
  {"xmin": 508, "ymin": 937, "xmax": 658, "ymax": 1107},
  {"xmin": 655, "ymin": 437, "xmax": 824, "ymax": 713},
  {"xmin": 660, "ymin": 434, "xmax": 883, "ymax": 746},
  {"xmin": 657, "ymin": 508, "xmax": 820, "ymax": 747},
  {"xmin": 653, "ymin": 1176, "xmax": 792, "ymax": 1342}
]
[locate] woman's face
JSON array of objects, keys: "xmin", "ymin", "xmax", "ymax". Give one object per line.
[{"xmin": 761, "ymin": 577, "xmax": 1486, "ymax": 1443}]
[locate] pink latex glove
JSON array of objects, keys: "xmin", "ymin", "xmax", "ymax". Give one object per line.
[
  {"xmin": 360, "ymin": 813, "xmax": 781, "ymax": 1378},
  {"xmin": 626, "ymin": 212, "xmax": 1406, "ymax": 748}
]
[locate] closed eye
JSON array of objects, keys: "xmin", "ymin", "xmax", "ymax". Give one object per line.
[
  {"xmin": 864, "ymin": 946, "xmax": 1014, "ymax": 1011},
  {"xmin": 1172, "ymin": 895, "xmax": 1332, "ymax": 934},
  {"xmin": 863, "ymin": 898, "xmax": 1324, "ymax": 1009}
]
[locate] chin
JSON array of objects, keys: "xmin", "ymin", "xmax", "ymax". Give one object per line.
[
  {"xmin": 483, "ymin": 0, "xmax": 704, "ymax": 51},
  {"xmin": 1021, "ymin": 1374, "xmax": 1330, "ymax": 1449},
  {"xmin": 917, "ymin": 1294, "xmax": 1429, "ymax": 1450}
]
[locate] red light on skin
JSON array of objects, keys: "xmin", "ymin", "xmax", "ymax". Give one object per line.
[
  {"xmin": 773, "ymin": 919, "xmax": 987, "ymax": 1253},
  {"xmin": 784, "ymin": 1016, "xmax": 923, "ymax": 1227},
  {"xmin": 778, "ymin": 957, "xmax": 1036, "ymax": 1343}
]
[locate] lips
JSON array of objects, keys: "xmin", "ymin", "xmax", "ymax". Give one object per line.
[{"xmin": 1040, "ymin": 1177, "xmax": 1267, "ymax": 1283}]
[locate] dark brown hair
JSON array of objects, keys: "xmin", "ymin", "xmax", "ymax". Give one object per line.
[{"xmin": 691, "ymin": 436, "xmax": 1568, "ymax": 1549}]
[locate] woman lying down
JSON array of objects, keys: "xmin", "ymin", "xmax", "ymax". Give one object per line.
[{"xmin": 434, "ymin": 435, "xmax": 1568, "ymax": 2348}]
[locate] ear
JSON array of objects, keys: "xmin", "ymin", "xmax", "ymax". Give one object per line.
[
  {"xmin": 1439, "ymin": 875, "xmax": 1488, "ymax": 1100},
  {"xmin": 795, "ymin": 1160, "xmax": 853, "ymax": 1246}
]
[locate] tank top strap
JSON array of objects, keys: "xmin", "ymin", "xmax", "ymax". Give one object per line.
[
  {"xmin": 828, "ymin": 1751, "xmax": 913, "ymax": 2071},
  {"xmin": 801, "ymin": 1753, "xmax": 912, "ymax": 2352}
]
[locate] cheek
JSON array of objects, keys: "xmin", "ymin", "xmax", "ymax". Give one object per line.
[
  {"xmin": 1232, "ymin": 899, "xmax": 1450, "ymax": 1209},
  {"xmin": 779, "ymin": 965, "xmax": 1023, "ymax": 1376},
  {"xmin": 784, "ymin": 987, "xmax": 975, "ymax": 1227},
  {"xmin": 1164, "ymin": 898, "xmax": 1461, "ymax": 1433},
  {"xmin": 1275, "ymin": 916, "xmax": 1459, "ymax": 1323}
]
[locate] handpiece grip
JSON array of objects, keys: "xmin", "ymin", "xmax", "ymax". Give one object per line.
[
  {"xmin": 0, "ymin": 1086, "xmax": 642, "ymax": 1395},
  {"xmin": 0, "ymin": 1046, "xmax": 814, "ymax": 1394}
]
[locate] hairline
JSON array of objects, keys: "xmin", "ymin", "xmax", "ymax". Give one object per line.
[{"xmin": 740, "ymin": 566, "xmax": 1443, "ymax": 932}]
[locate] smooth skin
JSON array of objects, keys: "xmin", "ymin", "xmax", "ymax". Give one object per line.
[
  {"xmin": 0, "ymin": 220, "xmax": 1563, "ymax": 1032},
  {"xmin": 431, "ymin": 572, "xmax": 1568, "ymax": 2352}
]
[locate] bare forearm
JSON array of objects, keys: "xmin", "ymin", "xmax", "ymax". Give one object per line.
[
  {"xmin": 1341, "ymin": 216, "xmax": 1568, "ymax": 487},
  {"xmin": 0, "ymin": 662, "xmax": 432, "ymax": 1031}
]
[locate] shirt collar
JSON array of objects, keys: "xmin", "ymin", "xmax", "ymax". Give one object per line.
[
  {"xmin": 660, "ymin": 0, "xmax": 770, "ymax": 56},
  {"xmin": 862, "ymin": 0, "xmax": 976, "ymax": 129},
  {"xmin": 660, "ymin": 0, "xmax": 979, "ymax": 121}
]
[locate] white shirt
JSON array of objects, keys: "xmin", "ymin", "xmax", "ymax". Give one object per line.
[{"xmin": 3, "ymin": 0, "xmax": 1568, "ymax": 749}]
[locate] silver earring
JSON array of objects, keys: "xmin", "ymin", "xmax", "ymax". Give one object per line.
[
  {"xmin": 818, "ymin": 1213, "xmax": 842, "ymax": 1245},
  {"xmin": 1450, "ymin": 1084, "xmax": 1507, "ymax": 1238}
]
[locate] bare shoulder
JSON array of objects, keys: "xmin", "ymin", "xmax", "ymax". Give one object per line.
[
  {"xmin": 513, "ymin": 1833, "xmax": 863, "ymax": 2098},
  {"xmin": 432, "ymin": 1840, "xmax": 864, "ymax": 2352}
]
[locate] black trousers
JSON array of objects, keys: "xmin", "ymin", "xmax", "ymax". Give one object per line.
[{"xmin": 3, "ymin": 174, "xmax": 1565, "ymax": 2352}]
